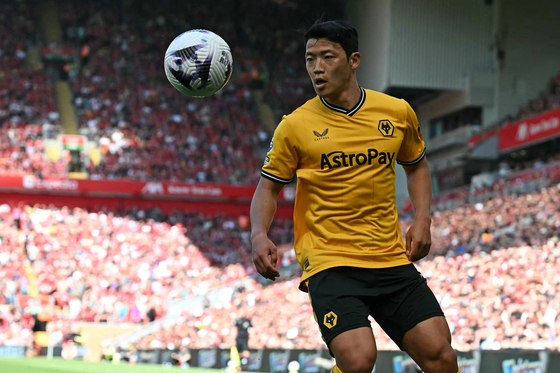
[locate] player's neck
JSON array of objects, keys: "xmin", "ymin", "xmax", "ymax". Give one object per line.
[{"xmin": 322, "ymin": 82, "xmax": 362, "ymax": 111}]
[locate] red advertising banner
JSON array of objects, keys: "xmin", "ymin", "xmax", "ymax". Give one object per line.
[
  {"xmin": 0, "ymin": 175, "xmax": 296, "ymax": 203},
  {"xmin": 499, "ymin": 108, "xmax": 560, "ymax": 152},
  {"xmin": 468, "ymin": 128, "xmax": 497, "ymax": 148}
]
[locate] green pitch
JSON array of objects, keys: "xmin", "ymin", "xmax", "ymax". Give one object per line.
[{"xmin": 0, "ymin": 357, "xmax": 223, "ymax": 373}]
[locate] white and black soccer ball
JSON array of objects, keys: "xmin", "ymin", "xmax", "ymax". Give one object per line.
[{"xmin": 164, "ymin": 30, "xmax": 233, "ymax": 97}]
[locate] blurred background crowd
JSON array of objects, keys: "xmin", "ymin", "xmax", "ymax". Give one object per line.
[
  {"xmin": 2, "ymin": 181, "xmax": 560, "ymax": 352},
  {"xmin": 1, "ymin": 0, "xmax": 560, "ymax": 367}
]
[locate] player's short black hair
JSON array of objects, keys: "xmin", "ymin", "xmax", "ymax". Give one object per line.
[{"xmin": 304, "ymin": 20, "xmax": 359, "ymax": 60}]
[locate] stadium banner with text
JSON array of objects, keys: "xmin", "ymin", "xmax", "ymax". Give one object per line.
[
  {"xmin": 499, "ymin": 108, "xmax": 560, "ymax": 152},
  {"xmin": 0, "ymin": 346, "xmax": 27, "ymax": 358},
  {"xmin": 164, "ymin": 348, "xmax": 332, "ymax": 372},
  {"xmin": 129, "ymin": 348, "xmax": 560, "ymax": 372},
  {"xmin": 0, "ymin": 175, "xmax": 295, "ymax": 203},
  {"xmin": 478, "ymin": 349, "xmax": 550, "ymax": 373},
  {"xmin": 374, "ymin": 350, "xmax": 477, "ymax": 373}
]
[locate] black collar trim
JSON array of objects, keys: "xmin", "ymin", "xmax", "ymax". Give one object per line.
[{"xmin": 320, "ymin": 88, "xmax": 365, "ymax": 116}]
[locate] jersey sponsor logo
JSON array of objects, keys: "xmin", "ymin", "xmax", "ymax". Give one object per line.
[
  {"xmin": 378, "ymin": 119, "xmax": 395, "ymax": 137},
  {"xmin": 304, "ymin": 259, "xmax": 309, "ymax": 269},
  {"xmin": 313, "ymin": 128, "xmax": 329, "ymax": 141},
  {"xmin": 323, "ymin": 311, "xmax": 337, "ymax": 329},
  {"xmin": 320, "ymin": 148, "xmax": 395, "ymax": 170}
]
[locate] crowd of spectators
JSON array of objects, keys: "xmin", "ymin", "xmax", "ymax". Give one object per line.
[
  {"xmin": 431, "ymin": 152, "xmax": 560, "ymax": 211},
  {"xmin": 56, "ymin": 0, "xmax": 349, "ymax": 183},
  {"xmin": 130, "ymin": 183, "xmax": 560, "ymax": 352},
  {"xmin": 133, "ymin": 240, "xmax": 560, "ymax": 352},
  {"xmin": 421, "ymin": 243, "xmax": 560, "ymax": 351},
  {"xmin": 134, "ymin": 278, "xmax": 316, "ymax": 351},
  {"xmin": 405, "ymin": 182, "xmax": 560, "ymax": 258},
  {"xmin": 0, "ymin": 202, "xmax": 294, "ymax": 346},
  {"xmin": 58, "ymin": 0, "xmax": 337, "ymax": 184},
  {"xmin": 0, "ymin": 122, "xmax": 66, "ymax": 177},
  {"xmin": 2, "ymin": 183, "xmax": 560, "ymax": 351},
  {"xmin": 0, "ymin": 1, "xmax": 64, "ymax": 177},
  {"xmin": 247, "ymin": 0, "xmax": 344, "ymax": 120}
]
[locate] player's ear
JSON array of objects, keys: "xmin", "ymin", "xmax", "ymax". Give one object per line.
[{"xmin": 349, "ymin": 52, "xmax": 360, "ymax": 70}]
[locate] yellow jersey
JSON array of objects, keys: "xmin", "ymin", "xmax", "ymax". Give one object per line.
[{"xmin": 261, "ymin": 88, "xmax": 426, "ymax": 291}]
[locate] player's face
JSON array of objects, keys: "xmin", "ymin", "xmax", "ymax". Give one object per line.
[{"xmin": 305, "ymin": 38, "xmax": 358, "ymax": 98}]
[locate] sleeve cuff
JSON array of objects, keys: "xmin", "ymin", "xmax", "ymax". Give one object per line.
[
  {"xmin": 397, "ymin": 147, "xmax": 426, "ymax": 166},
  {"xmin": 261, "ymin": 170, "xmax": 293, "ymax": 184}
]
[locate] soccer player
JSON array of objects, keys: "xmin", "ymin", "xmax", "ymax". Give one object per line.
[
  {"xmin": 233, "ymin": 313, "xmax": 253, "ymax": 369},
  {"xmin": 250, "ymin": 20, "xmax": 460, "ymax": 373}
]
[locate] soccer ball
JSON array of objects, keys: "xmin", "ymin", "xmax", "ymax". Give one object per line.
[{"xmin": 164, "ymin": 30, "xmax": 233, "ymax": 97}]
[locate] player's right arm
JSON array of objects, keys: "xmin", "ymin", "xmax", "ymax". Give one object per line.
[
  {"xmin": 251, "ymin": 116, "xmax": 298, "ymax": 281},
  {"xmin": 250, "ymin": 177, "xmax": 284, "ymax": 281}
]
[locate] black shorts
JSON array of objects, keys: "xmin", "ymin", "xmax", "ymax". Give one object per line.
[
  {"xmin": 236, "ymin": 337, "xmax": 249, "ymax": 353},
  {"xmin": 307, "ymin": 264, "xmax": 444, "ymax": 353}
]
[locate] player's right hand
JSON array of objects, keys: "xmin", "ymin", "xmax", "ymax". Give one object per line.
[{"xmin": 251, "ymin": 234, "xmax": 280, "ymax": 281}]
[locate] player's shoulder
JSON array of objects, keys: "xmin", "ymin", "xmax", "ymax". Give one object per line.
[
  {"xmin": 282, "ymin": 96, "xmax": 323, "ymax": 124},
  {"xmin": 363, "ymin": 88, "xmax": 408, "ymax": 110}
]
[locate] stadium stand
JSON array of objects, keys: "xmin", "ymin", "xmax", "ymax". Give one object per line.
[
  {"xmin": 2, "ymin": 180, "xmax": 560, "ymax": 351},
  {"xmin": 57, "ymin": 0, "xmax": 319, "ymax": 184},
  {"xmin": 0, "ymin": 2, "xmax": 64, "ymax": 177},
  {"xmin": 129, "ymin": 183, "xmax": 560, "ymax": 351},
  {"xmin": 0, "ymin": 204, "xmax": 294, "ymax": 343},
  {"xmin": 3, "ymin": 0, "xmax": 560, "ymax": 369}
]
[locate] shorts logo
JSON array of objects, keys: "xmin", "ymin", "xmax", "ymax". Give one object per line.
[
  {"xmin": 378, "ymin": 120, "xmax": 394, "ymax": 137},
  {"xmin": 323, "ymin": 312, "xmax": 337, "ymax": 329}
]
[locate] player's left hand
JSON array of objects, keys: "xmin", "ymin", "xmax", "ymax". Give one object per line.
[{"xmin": 405, "ymin": 215, "xmax": 431, "ymax": 261}]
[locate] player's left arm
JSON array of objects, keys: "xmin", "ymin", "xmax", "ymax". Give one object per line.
[
  {"xmin": 402, "ymin": 157, "xmax": 432, "ymax": 261},
  {"xmin": 397, "ymin": 99, "xmax": 431, "ymax": 262}
]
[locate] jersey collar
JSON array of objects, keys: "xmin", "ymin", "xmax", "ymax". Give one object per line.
[{"xmin": 320, "ymin": 87, "xmax": 366, "ymax": 117}]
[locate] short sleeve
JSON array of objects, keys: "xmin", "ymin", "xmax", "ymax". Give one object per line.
[
  {"xmin": 396, "ymin": 100, "xmax": 426, "ymax": 166},
  {"xmin": 261, "ymin": 116, "xmax": 298, "ymax": 183}
]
